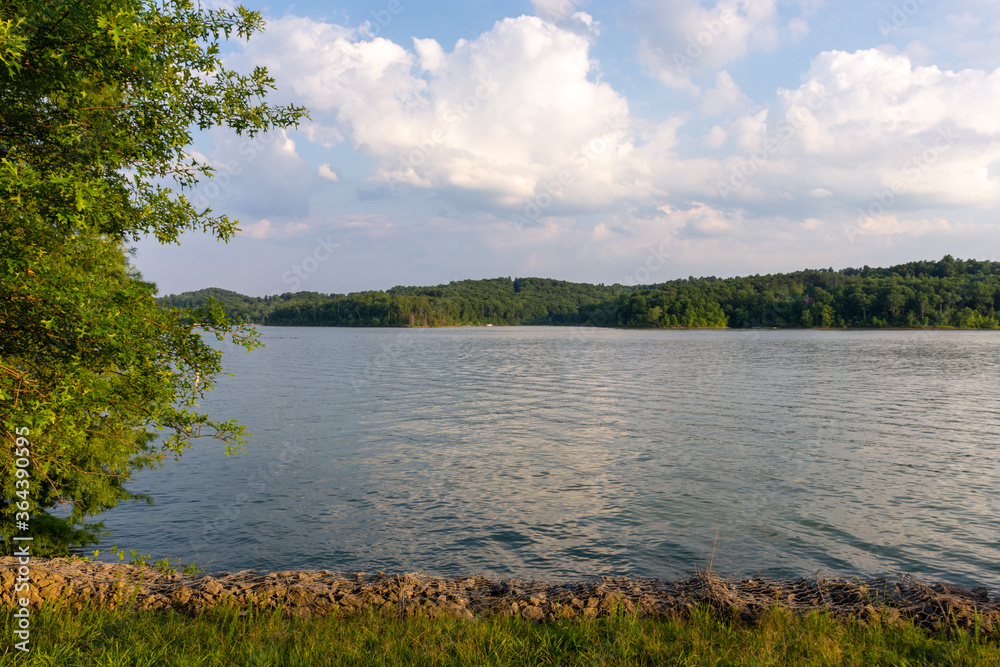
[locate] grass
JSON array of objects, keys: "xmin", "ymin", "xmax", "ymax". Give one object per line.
[{"xmin": 2, "ymin": 603, "xmax": 998, "ymax": 666}]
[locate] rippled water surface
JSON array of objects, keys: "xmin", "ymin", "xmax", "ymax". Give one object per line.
[{"xmin": 98, "ymin": 327, "xmax": 1000, "ymax": 586}]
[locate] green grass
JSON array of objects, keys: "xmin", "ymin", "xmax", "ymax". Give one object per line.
[{"xmin": 3, "ymin": 603, "xmax": 997, "ymax": 666}]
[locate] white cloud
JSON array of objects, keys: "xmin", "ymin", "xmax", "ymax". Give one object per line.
[
  {"xmin": 591, "ymin": 222, "xmax": 613, "ymax": 240},
  {"xmin": 788, "ymin": 17, "xmax": 810, "ymax": 41},
  {"xmin": 730, "ymin": 109, "xmax": 768, "ymax": 152},
  {"xmin": 531, "ymin": 0, "xmax": 598, "ymax": 35},
  {"xmin": 715, "ymin": 50, "xmax": 1000, "ymax": 215},
  {"xmin": 318, "ymin": 163, "xmax": 340, "ymax": 182},
  {"xmin": 946, "ymin": 12, "xmax": 981, "ymax": 32},
  {"xmin": 885, "ymin": 1, "xmax": 1000, "ymax": 70},
  {"xmin": 632, "ymin": 0, "xmax": 782, "ymax": 90},
  {"xmin": 700, "ymin": 70, "xmax": 749, "ymax": 116},
  {"xmin": 242, "ymin": 219, "xmax": 273, "ymax": 239},
  {"xmin": 413, "ymin": 37, "xmax": 445, "ymax": 73},
  {"xmin": 229, "ymin": 32, "xmax": 1000, "ymax": 237},
  {"xmin": 532, "ymin": 0, "xmax": 579, "ymax": 22},
  {"xmin": 234, "ymin": 15, "xmax": 647, "ymax": 211},
  {"xmin": 706, "ymin": 125, "xmax": 727, "ymax": 148},
  {"xmin": 239, "ymin": 219, "xmax": 310, "ymax": 239},
  {"xmin": 848, "ymin": 214, "xmax": 953, "ymax": 238},
  {"xmin": 667, "ymin": 201, "xmax": 743, "ymax": 237},
  {"xmin": 218, "ymin": 17, "xmax": 1000, "ymax": 283}
]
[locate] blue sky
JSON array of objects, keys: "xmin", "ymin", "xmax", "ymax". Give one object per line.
[{"xmin": 136, "ymin": 0, "xmax": 1000, "ymax": 296}]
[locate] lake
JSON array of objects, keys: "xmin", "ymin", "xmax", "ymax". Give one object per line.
[{"xmin": 96, "ymin": 327, "xmax": 1000, "ymax": 587}]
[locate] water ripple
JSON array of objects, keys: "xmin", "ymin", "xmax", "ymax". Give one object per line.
[{"xmin": 96, "ymin": 328, "xmax": 1000, "ymax": 588}]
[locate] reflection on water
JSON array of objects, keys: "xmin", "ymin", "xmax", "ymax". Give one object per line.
[{"xmin": 98, "ymin": 327, "xmax": 1000, "ymax": 587}]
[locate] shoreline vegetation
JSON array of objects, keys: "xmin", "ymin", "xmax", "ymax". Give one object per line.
[
  {"xmin": 3, "ymin": 558, "xmax": 998, "ymax": 666},
  {"xmin": 160, "ymin": 256, "xmax": 1000, "ymax": 330}
]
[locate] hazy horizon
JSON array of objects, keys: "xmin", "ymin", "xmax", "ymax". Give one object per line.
[{"xmin": 155, "ymin": 255, "xmax": 981, "ymax": 299}]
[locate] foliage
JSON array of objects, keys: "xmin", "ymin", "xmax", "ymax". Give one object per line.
[
  {"xmin": 160, "ymin": 277, "xmax": 637, "ymax": 327},
  {"xmin": 161, "ymin": 256, "xmax": 1000, "ymax": 330},
  {"xmin": 0, "ymin": 0, "xmax": 306, "ymax": 554},
  {"xmin": 83, "ymin": 545, "xmax": 205, "ymax": 576},
  {"xmin": 608, "ymin": 256, "xmax": 1000, "ymax": 329}
]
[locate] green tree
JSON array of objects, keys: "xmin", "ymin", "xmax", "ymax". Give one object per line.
[{"xmin": 1, "ymin": 0, "xmax": 306, "ymax": 554}]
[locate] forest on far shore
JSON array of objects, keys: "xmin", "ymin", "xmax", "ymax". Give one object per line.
[{"xmin": 158, "ymin": 256, "xmax": 1000, "ymax": 329}]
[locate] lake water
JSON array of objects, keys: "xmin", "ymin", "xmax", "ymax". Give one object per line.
[{"xmin": 96, "ymin": 327, "xmax": 1000, "ymax": 587}]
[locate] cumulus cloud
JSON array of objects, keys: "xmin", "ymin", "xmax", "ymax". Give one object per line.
[
  {"xmin": 705, "ymin": 125, "xmax": 727, "ymax": 148},
  {"xmin": 700, "ymin": 71, "xmax": 750, "ymax": 116},
  {"xmin": 412, "ymin": 37, "xmax": 445, "ymax": 73},
  {"xmin": 218, "ymin": 15, "xmax": 1000, "ymax": 270},
  {"xmin": 632, "ymin": 0, "xmax": 783, "ymax": 90},
  {"xmin": 232, "ymin": 14, "xmax": 647, "ymax": 212},
  {"xmin": 714, "ymin": 50, "xmax": 1000, "ymax": 217},
  {"xmin": 667, "ymin": 201, "xmax": 743, "ymax": 238}
]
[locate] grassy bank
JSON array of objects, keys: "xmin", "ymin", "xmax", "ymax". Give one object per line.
[{"xmin": 3, "ymin": 603, "xmax": 998, "ymax": 666}]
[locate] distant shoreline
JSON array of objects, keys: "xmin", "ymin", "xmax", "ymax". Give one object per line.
[
  {"xmin": 159, "ymin": 257, "xmax": 1000, "ymax": 330},
  {"xmin": 245, "ymin": 323, "xmax": 998, "ymax": 331}
]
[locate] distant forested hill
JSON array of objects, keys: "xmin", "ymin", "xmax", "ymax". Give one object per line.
[
  {"xmin": 158, "ymin": 256, "xmax": 1000, "ymax": 329},
  {"xmin": 158, "ymin": 277, "xmax": 632, "ymax": 326}
]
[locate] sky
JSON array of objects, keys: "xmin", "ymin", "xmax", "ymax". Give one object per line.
[{"xmin": 136, "ymin": 0, "xmax": 1000, "ymax": 296}]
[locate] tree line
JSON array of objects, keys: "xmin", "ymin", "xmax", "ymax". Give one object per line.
[{"xmin": 160, "ymin": 256, "xmax": 1000, "ymax": 330}]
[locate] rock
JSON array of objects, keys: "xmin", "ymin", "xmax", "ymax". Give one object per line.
[
  {"xmin": 172, "ymin": 586, "xmax": 193, "ymax": 605},
  {"xmin": 201, "ymin": 579, "xmax": 225, "ymax": 596},
  {"xmin": 521, "ymin": 606, "xmax": 545, "ymax": 622},
  {"xmin": 1, "ymin": 557, "xmax": 997, "ymax": 633},
  {"xmin": 338, "ymin": 593, "xmax": 362, "ymax": 609}
]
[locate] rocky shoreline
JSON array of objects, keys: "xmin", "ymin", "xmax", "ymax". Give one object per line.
[{"xmin": 2, "ymin": 558, "xmax": 997, "ymax": 634}]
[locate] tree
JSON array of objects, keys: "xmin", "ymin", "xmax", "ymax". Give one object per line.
[{"xmin": 1, "ymin": 0, "xmax": 307, "ymax": 554}]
